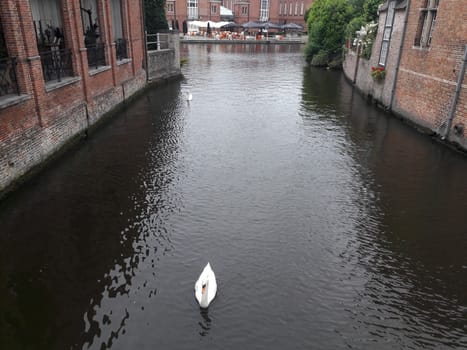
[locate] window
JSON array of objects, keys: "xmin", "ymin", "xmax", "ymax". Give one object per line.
[
  {"xmin": 31, "ymin": 0, "xmax": 75, "ymax": 82},
  {"xmin": 414, "ymin": 0, "xmax": 439, "ymax": 48},
  {"xmin": 0, "ymin": 19, "xmax": 7, "ymax": 58},
  {"xmin": 300, "ymin": 1, "xmax": 304, "ymax": 16},
  {"xmin": 80, "ymin": 0, "xmax": 106, "ymax": 68},
  {"xmin": 167, "ymin": 3, "xmax": 174, "ymax": 13},
  {"xmin": 30, "ymin": 0, "xmax": 64, "ymax": 51},
  {"xmin": 0, "ymin": 18, "xmax": 20, "ymax": 97},
  {"xmin": 378, "ymin": 0, "xmax": 395, "ymax": 66},
  {"xmin": 211, "ymin": 5, "xmax": 217, "ymax": 14},
  {"xmin": 223, "ymin": 0, "xmax": 233, "ymax": 10},
  {"xmin": 187, "ymin": 0, "xmax": 198, "ymax": 19},
  {"xmin": 295, "ymin": 1, "xmax": 298, "ymax": 15},
  {"xmin": 80, "ymin": 0, "xmax": 99, "ymax": 46},
  {"xmin": 242, "ymin": 6, "xmax": 248, "ymax": 15},
  {"xmin": 260, "ymin": 0, "xmax": 269, "ymax": 21},
  {"xmin": 111, "ymin": 0, "xmax": 128, "ymax": 60},
  {"xmin": 289, "ymin": 2, "xmax": 293, "ymax": 15}
]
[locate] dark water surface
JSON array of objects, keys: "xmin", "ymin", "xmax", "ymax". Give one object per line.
[{"xmin": 1, "ymin": 44, "xmax": 467, "ymax": 349}]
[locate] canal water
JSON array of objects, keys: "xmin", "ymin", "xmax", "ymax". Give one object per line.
[{"xmin": 1, "ymin": 44, "xmax": 467, "ymax": 350}]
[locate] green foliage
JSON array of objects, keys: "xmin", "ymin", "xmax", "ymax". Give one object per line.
[
  {"xmin": 144, "ymin": 0, "xmax": 168, "ymax": 33},
  {"xmin": 363, "ymin": 0, "xmax": 384, "ymax": 22},
  {"xmin": 305, "ymin": 0, "xmax": 353, "ymax": 66},
  {"xmin": 310, "ymin": 50, "xmax": 329, "ymax": 66},
  {"xmin": 345, "ymin": 16, "xmax": 365, "ymax": 39},
  {"xmin": 304, "ymin": 7, "xmax": 312, "ymax": 23}
]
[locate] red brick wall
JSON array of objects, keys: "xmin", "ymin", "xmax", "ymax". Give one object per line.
[
  {"xmin": 394, "ymin": 0, "xmax": 467, "ymax": 146},
  {"xmin": 166, "ymin": 0, "xmax": 313, "ymax": 27},
  {"xmin": 0, "ymin": 0, "xmax": 148, "ymax": 193}
]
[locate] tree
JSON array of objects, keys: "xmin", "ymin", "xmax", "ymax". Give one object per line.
[
  {"xmin": 144, "ymin": 0, "xmax": 168, "ymax": 33},
  {"xmin": 345, "ymin": 0, "xmax": 383, "ymax": 56},
  {"xmin": 305, "ymin": 0, "xmax": 353, "ymax": 67},
  {"xmin": 363, "ymin": 0, "xmax": 383, "ymax": 22}
]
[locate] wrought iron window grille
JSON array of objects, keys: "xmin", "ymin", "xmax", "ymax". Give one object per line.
[{"xmin": 0, "ymin": 57, "xmax": 20, "ymax": 97}]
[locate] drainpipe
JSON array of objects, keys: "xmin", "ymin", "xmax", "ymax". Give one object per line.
[
  {"xmin": 388, "ymin": 0, "xmax": 410, "ymax": 111},
  {"xmin": 141, "ymin": 0, "xmax": 149, "ymax": 82},
  {"xmin": 443, "ymin": 44, "xmax": 467, "ymax": 139},
  {"xmin": 353, "ymin": 41, "xmax": 361, "ymax": 84}
]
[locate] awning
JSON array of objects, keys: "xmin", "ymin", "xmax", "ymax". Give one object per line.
[
  {"xmin": 187, "ymin": 21, "xmax": 233, "ymax": 31},
  {"xmin": 220, "ymin": 6, "xmax": 233, "ymax": 17}
]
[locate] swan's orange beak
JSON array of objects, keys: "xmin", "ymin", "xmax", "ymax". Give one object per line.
[{"xmin": 202, "ymin": 284, "xmax": 206, "ymax": 293}]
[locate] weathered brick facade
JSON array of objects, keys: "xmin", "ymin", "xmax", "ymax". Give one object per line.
[
  {"xmin": 344, "ymin": 0, "xmax": 467, "ymax": 151},
  {"xmin": 0, "ymin": 0, "xmax": 147, "ymax": 194}
]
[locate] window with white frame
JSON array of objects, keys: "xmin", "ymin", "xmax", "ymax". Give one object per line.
[
  {"xmin": 289, "ymin": 2, "xmax": 293, "ymax": 15},
  {"xmin": 211, "ymin": 5, "xmax": 217, "ymax": 14},
  {"xmin": 300, "ymin": 1, "xmax": 304, "ymax": 15},
  {"xmin": 242, "ymin": 6, "xmax": 248, "ymax": 15},
  {"xmin": 167, "ymin": 2, "xmax": 174, "ymax": 13},
  {"xmin": 260, "ymin": 0, "xmax": 269, "ymax": 21},
  {"xmin": 294, "ymin": 1, "xmax": 298, "ymax": 15},
  {"xmin": 188, "ymin": 0, "xmax": 198, "ymax": 19},
  {"xmin": 414, "ymin": 0, "xmax": 439, "ymax": 48},
  {"xmin": 378, "ymin": 0, "xmax": 395, "ymax": 66}
]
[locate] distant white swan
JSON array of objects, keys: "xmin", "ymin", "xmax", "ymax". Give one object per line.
[
  {"xmin": 186, "ymin": 91, "xmax": 192, "ymax": 101},
  {"xmin": 195, "ymin": 263, "xmax": 217, "ymax": 308}
]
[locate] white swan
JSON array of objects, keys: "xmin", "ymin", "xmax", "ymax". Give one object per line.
[
  {"xmin": 195, "ymin": 263, "xmax": 217, "ymax": 308},
  {"xmin": 186, "ymin": 91, "xmax": 192, "ymax": 101}
]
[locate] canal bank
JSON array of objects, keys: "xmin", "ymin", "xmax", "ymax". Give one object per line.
[
  {"xmin": 342, "ymin": 0, "xmax": 467, "ymax": 154},
  {"xmin": 0, "ymin": 27, "xmax": 181, "ymax": 200}
]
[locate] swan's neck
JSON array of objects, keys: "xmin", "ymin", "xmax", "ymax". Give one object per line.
[{"xmin": 200, "ymin": 280, "xmax": 209, "ymax": 308}]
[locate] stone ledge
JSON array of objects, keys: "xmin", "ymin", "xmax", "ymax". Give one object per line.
[
  {"xmin": 117, "ymin": 58, "xmax": 132, "ymax": 66},
  {"xmin": 45, "ymin": 76, "xmax": 81, "ymax": 92},
  {"xmin": 89, "ymin": 65, "xmax": 112, "ymax": 76},
  {"xmin": 0, "ymin": 94, "xmax": 31, "ymax": 110}
]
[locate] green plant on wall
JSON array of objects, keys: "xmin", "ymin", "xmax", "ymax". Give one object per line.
[{"xmin": 144, "ymin": 0, "xmax": 168, "ymax": 33}]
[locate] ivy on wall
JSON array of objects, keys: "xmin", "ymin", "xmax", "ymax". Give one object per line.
[{"xmin": 144, "ymin": 0, "xmax": 168, "ymax": 33}]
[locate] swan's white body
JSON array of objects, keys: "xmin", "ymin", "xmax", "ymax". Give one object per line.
[
  {"xmin": 187, "ymin": 92, "xmax": 193, "ymax": 101},
  {"xmin": 195, "ymin": 263, "xmax": 217, "ymax": 308}
]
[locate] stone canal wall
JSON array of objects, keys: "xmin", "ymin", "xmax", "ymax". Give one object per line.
[
  {"xmin": 343, "ymin": 0, "xmax": 467, "ymax": 152},
  {"xmin": 147, "ymin": 34, "xmax": 181, "ymax": 82},
  {"xmin": 0, "ymin": 28, "xmax": 181, "ymax": 198}
]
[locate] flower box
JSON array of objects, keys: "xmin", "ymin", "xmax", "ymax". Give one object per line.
[{"xmin": 371, "ymin": 66, "xmax": 386, "ymax": 81}]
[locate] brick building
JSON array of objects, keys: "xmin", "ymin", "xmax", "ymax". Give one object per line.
[
  {"xmin": 0, "ymin": 0, "xmax": 146, "ymax": 194},
  {"xmin": 165, "ymin": 0, "xmax": 313, "ymax": 29},
  {"xmin": 343, "ymin": 0, "xmax": 467, "ymax": 151}
]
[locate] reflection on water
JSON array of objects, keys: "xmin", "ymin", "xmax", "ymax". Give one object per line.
[
  {"xmin": 198, "ymin": 309, "xmax": 212, "ymax": 337},
  {"xmin": 0, "ymin": 44, "xmax": 466, "ymax": 350}
]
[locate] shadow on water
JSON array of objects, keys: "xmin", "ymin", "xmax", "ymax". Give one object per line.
[
  {"xmin": 0, "ymin": 82, "xmax": 185, "ymax": 350},
  {"xmin": 301, "ymin": 66, "xmax": 467, "ymax": 348}
]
